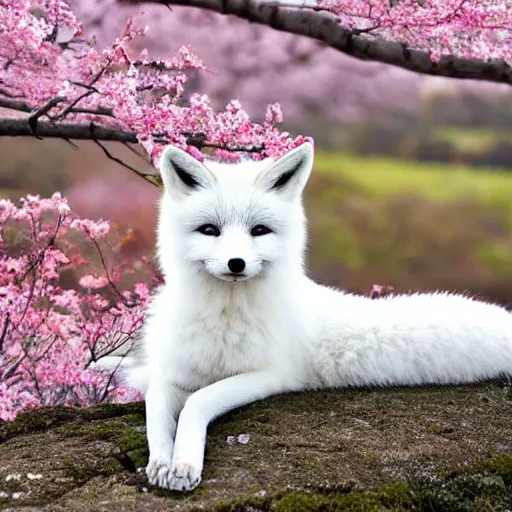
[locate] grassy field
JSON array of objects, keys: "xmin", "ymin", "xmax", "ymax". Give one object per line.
[
  {"xmin": 315, "ymin": 150, "xmax": 512, "ymax": 216},
  {"xmin": 306, "ymin": 151, "xmax": 512, "ymax": 301}
]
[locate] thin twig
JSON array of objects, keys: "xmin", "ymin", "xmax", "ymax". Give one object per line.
[
  {"xmin": 122, "ymin": 142, "xmax": 152, "ymax": 162},
  {"xmin": 90, "ymin": 128, "xmax": 162, "ymax": 188},
  {"xmin": 88, "ymin": 235, "xmax": 136, "ymax": 307}
]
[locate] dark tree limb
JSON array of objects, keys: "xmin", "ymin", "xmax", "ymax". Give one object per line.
[
  {"xmin": 0, "ymin": 97, "xmax": 32, "ymax": 113},
  {"xmin": 119, "ymin": 0, "xmax": 512, "ymax": 85},
  {"xmin": 0, "ymin": 118, "xmax": 265, "ymax": 186},
  {"xmin": 0, "ymin": 118, "xmax": 138, "ymax": 143},
  {"xmin": 0, "ymin": 119, "xmax": 265, "ymax": 153},
  {"xmin": 0, "ymin": 119, "xmax": 160, "ymax": 186}
]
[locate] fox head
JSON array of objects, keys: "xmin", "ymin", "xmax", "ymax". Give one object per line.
[{"xmin": 156, "ymin": 142, "xmax": 314, "ymax": 284}]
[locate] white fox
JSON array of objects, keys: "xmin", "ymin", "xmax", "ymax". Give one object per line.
[{"xmin": 93, "ymin": 142, "xmax": 512, "ymax": 492}]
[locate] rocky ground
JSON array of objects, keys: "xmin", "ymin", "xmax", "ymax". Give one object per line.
[{"xmin": 1, "ymin": 383, "xmax": 512, "ymax": 511}]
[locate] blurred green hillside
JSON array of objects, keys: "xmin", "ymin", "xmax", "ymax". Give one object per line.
[{"xmin": 306, "ymin": 152, "xmax": 512, "ymax": 305}]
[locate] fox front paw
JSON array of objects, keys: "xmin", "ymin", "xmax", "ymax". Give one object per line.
[
  {"xmin": 169, "ymin": 460, "xmax": 202, "ymax": 492},
  {"xmin": 146, "ymin": 457, "xmax": 173, "ymax": 489}
]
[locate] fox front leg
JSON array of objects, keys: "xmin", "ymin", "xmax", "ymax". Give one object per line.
[
  {"xmin": 168, "ymin": 371, "xmax": 288, "ymax": 491},
  {"xmin": 145, "ymin": 380, "xmax": 190, "ymax": 488}
]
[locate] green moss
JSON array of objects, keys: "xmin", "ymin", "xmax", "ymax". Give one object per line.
[
  {"xmin": 209, "ymin": 404, "xmax": 268, "ymax": 437},
  {"xmin": 212, "ymin": 477, "xmax": 508, "ymax": 512},
  {"xmin": 210, "ymin": 451, "xmax": 512, "ymax": 512},
  {"xmin": 151, "ymin": 486, "xmax": 204, "ymax": 500},
  {"xmin": 0, "ymin": 407, "xmax": 79, "ymax": 443},
  {"xmin": 47, "ymin": 410, "xmax": 148, "ymax": 481},
  {"xmin": 273, "ymin": 493, "xmax": 326, "ymax": 512},
  {"xmin": 123, "ymin": 413, "xmax": 146, "ymax": 426},
  {"xmin": 125, "ymin": 448, "xmax": 148, "ymax": 470},
  {"xmin": 425, "ymin": 454, "xmax": 512, "ymax": 511},
  {"xmin": 470, "ymin": 454, "xmax": 512, "ymax": 485},
  {"xmin": 114, "ymin": 426, "xmax": 147, "ymax": 453},
  {"xmin": 428, "ymin": 424, "xmax": 454, "ymax": 435},
  {"xmin": 61, "ymin": 453, "xmax": 124, "ymax": 485},
  {"xmin": 361, "ymin": 452, "xmax": 381, "ymax": 466},
  {"xmin": 100, "ymin": 457, "xmax": 126, "ymax": 476},
  {"xmin": 3, "ymin": 386, "xmax": 512, "ymax": 510},
  {"xmin": 212, "ymin": 494, "xmax": 271, "ymax": 512},
  {"xmin": 65, "ymin": 465, "xmax": 101, "ymax": 485},
  {"xmin": 75, "ymin": 419, "xmax": 148, "ymax": 473},
  {"xmin": 81, "ymin": 402, "xmax": 145, "ymax": 421},
  {"xmin": 212, "ymin": 482, "xmax": 456, "ymax": 512},
  {"xmin": 0, "ymin": 402, "xmax": 145, "ymax": 444},
  {"xmin": 62, "ymin": 417, "xmax": 146, "ymax": 452}
]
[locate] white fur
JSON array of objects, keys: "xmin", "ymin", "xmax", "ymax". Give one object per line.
[{"xmin": 93, "ymin": 142, "xmax": 512, "ymax": 492}]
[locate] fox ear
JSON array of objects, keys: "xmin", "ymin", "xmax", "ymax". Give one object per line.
[
  {"xmin": 158, "ymin": 145, "xmax": 215, "ymax": 197},
  {"xmin": 259, "ymin": 142, "xmax": 314, "ymax": 200}
]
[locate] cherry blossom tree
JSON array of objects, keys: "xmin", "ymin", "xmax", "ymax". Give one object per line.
[
  {"xmin": 0, "ymin": 0, "xmax": 307, "ymax": 188},
  {"xmin": 0, "ymin": 193, "xmax": 161, "ymax": 421}
]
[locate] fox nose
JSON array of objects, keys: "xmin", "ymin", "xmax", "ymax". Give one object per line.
[{"xmin": 228, "ymin": 258, "xmax": 246, "ymax": 274}]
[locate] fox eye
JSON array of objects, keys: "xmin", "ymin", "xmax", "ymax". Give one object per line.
[
  {"xmin": 251, "ymin": 225, "xmax": 272, "ymax": 237},
  {"xmin": 197, "ymin": 224, "xmax": 220, "ymax": 236}
]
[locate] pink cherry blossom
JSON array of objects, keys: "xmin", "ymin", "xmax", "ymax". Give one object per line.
[
  {"xmin": 0, "ymin": 0, "xmax": 302, "ymax": 166},
  {"xmin": 79, "ymin": 274, "xmax": 110, "ymax": 289},
  {"xmin": 318, "ymin": 0, "xmax": 512, "ymax": 65},
  {"xmin": 0, "ymin": 194, "xmax": 157, "ymax": 421}
]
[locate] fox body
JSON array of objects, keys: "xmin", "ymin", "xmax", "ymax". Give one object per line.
[{"xmin": 94, "ymin": 142, "xmax": 512, "ymax": 492}]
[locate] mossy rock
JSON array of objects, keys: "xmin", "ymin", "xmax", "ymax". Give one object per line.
[{"xmin": 1, "ymin": 384, "xmax": 512, "ymax": 510}]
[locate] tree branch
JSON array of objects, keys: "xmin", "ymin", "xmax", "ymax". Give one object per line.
[
  {"xmin": 0, "ymin": 118, "xmax": 265, "ymax": 186},
  {"xmin": 0, "ymin": 118, "xmax": 138, "ymax": 142},
  {"xmin": 0, "ymin": 118, "xmax": 162, "ymax": 185},
  {"xmin": 0, "ymin": 97, "xmax": 32, "ymax": 113},
  {"xmin": 119, "ymin": 0, "xmax": 512, "ymax": 85},
  {"xmin": 0, "ymin": 119, "xmax": 266, "ymax": 152}
]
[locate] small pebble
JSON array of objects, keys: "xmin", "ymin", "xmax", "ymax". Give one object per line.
[
  {"xmin": 237, "ymin": 434, "xmax": 250, "ymax": 445},
  {"xmin": 226, "ymin": 433, "xmax": 250, "ymax": 445}
]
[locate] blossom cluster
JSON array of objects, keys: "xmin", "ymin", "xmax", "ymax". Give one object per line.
[
  {"xmin": 0, "ymin": 1, "xmax": 305, "ymax": 164},
  {"xmin": 319, "ymin": 0, "xmax": 512, "ymax": 64},
  {"xmin": 0, "ymin": 193, "xmax": 159, "ymax": 421}
]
